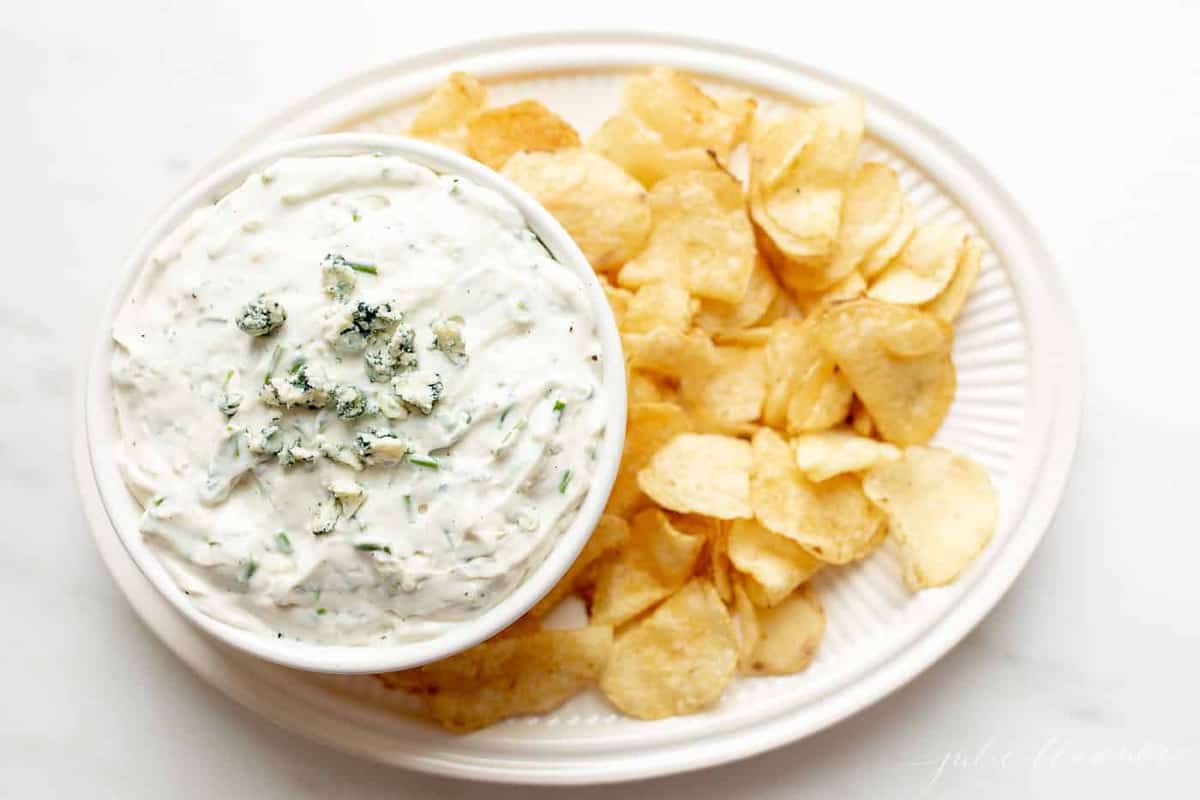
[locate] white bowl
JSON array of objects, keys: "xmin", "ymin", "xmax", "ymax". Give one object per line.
[{"xmin": 81, "ymin": 134, "xmax": 627, "ymax": 674}]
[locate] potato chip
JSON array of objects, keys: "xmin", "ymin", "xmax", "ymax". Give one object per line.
[
  {"xmin": 850, "ymin": 396, "xmax": 875, "ymax": 437},
  {"xmin": 750, "ymin": 428, "xmax": 884, "ymax": 564},
  {"xmin": 787, "ymin": 368, "xmax": 854, "ymax": 434},
  {"xmin": 600, "ymin": 578, "xmax": 738, "ymax": 720},
  {"xmin": 623, "ymin": 67, "xmax": 756, "ymax": 161},
  {"xmin": 923, "ymin": 236, "xmax": 983, "ymax": 323},
  {"xmin": 762, "ymin": 318, "xmax": 835, "ymax": 430},
  {"xmin": 791, "ymin": 269, "xmax": 867, "ymax": 316},
  {"xmin": 618, "ymin": 169, "xmax": 756, "ymax": 303},
  {"xmin": 607, "ymin": 402, "xmax": 693, "ymax": 518},
  {"xmin": 695, "ymin": 256, "xmax": 782, "ymax": 333},
  {"xmin": 627, "ymin": 369, "xmax": 673, "ymax": 404},
  {"xmin": 749, "ymin": 97, "xmax": 865, "ymax": 285},
  {"xmin": 863, "ymin": 446, "xmax": 998, "ymax": 590},
  {"xmin": 861, "ymin": 198, "xmax": 917, "ymax": 278},
  {"xmin": 792, "ymin": 428, "xmax": 901, "ymax": 482},
  {"xmin": 705, "ymin": 523, "xmax": 734, "ymax": 603},
  {"xmin": 411, "ymin": 626, "xmax": 613, "ymax": 732},
  {"xmin": 622, "ymin": 283, "xmax": 697, "ymax": 334},
  {"xmin": 531, "ymin": 514, "xmax": 631, "ymax": 616},
  {"xmin": 623, "ymin": 328, "xmax": 717, "ymax": 379},
  {"xmin": 408, "ymin": 71, "xmax": 487, "ymax": 152},
  {"xmin": 601, "ymin": 280, "xmax": 633, "ymax": 329},
  {"xmin": 814, "ymin": 299, "xmax": 956, "ymax": 445},
  {"xmin": 730, "ymin": 579, "xmax": 761, "ymax": 670},
  {"xmin": 748, "ymin": 586, "xmax": 824, "ymax": 675},
  {"xmin": 824, "ymin": 163, "xmax": 906, "ymax": 280},
  {"xmin": 680, "ymin": 345, "xmax": 766, "ymax": 426},
  {"xmin": 638, "ymin": 433, "xmax": 753, "ymax": 519},
  {"xmin": 466, "ymin": 99, "xmax": 580, "ymax": 170},
  {"xmin": 588, "ymin": 112, "xmax": 720, "ymax": 188},
  {"xmin": 867, "ymin": 223, "xmax": 967, "ymax": 305},
  {"xmin": 590, "ymin": 509, "xmax": 704, "ymax": 626},
  {"xmin": 713, "ymin": 327, "xmax": 771, "ymax": 347},
  {"xmin": 726, "ymin": 518, "xmax": 822, "ymax": 606},
  {"xmin": 502, "ymin": 149, "xmax": 651, "ymax": 272}
]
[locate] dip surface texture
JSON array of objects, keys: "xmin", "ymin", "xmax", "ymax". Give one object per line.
[{"xmin": 111, "ymin": 154, "xmax": 607, "ymax": 645}]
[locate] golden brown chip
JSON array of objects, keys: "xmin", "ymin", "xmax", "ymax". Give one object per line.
[
  {"xmin": 712, "ymin": 327, "xmax": 772, "ymax": 347},
  {"xmin": 680, "ymin": 345, "xmax": 766, "ymax": 427},
  {"xmin": 638, "ymin": 433, "xmax": 753, "ymax": 519},
  {"xmin": 590, "ymin": 509, "xmax": 704, "ymax": 626},
  {"xmin": 602, "ymin": 280, "xmax": 633, "ymax": 329},
  {"xmin": 622, "ymin": 283, "xmax": 697, "ymax": 333},
  {"xmin": 748, "ymin": 586, "xmax": 824, "ymax": 675},
  {"xmin": 502, "ymin": 149, "xmax": 651, "ymax": 272},
  {"xmin": 850, "ymin": 396, "xmax": 875, "ymax": 437},
  {"xmin": 618, "ymin": 169, "xmax": 756, "ymax": 303},
  {"xmin": 588, "ymin": 112, "xmax": 720, "ymax": 188},
  {"xmin": 861, "ymin": 198, "xmax": 917, "ymax": 278},
  {"xmin": 695, "ymin": 256, "xmax": 782, "ymax": 334},
  {"xmin": 791, "ymin": 270, "xmax": 868, "ymax": 316},
  {"xmin": 762, "ymin": 318, "xmax": 835, "ymax": 430},
  {"xmin": 923, "ymin": 236, "xmax": 983, "ymax": 323},
  {"xmin": 627, "ymin": 369, "xmax": 674, "ymax": 404},
  {"xmin": 814, "ymin": 299, "xmax": 956, "ymax": 445},
  {"xmin": 726, "ymin": 518, "xmax": 822, "ymax": 606},
  {"xmin": 623, "ymin": 328, "xmax": 717, "ymax": 380},
  {"xmin": 792, "ymin": 428, "xmax": 901, "ymax": 482},
  {"xmin": 824, "ymin": 163, "xmax": 906, "ymax": 281},
  {"xmin": 863, "ymin": 446, "xmax": 998, "ymax": 590},
  {"xmin": 730, "ymin": 579, "xmax": 761, "ymax": 671},
  {"xmin": 466, "ymin": 99, "xmax": 581, "ymax": 170},
  {"xmin": 623, "ymin": 67, "xmax": 756, "ymax": 161},
  {"xmin": 749, "ymin": 97, "xmax": 865, "ymax": 286},
  {"xmin": 787, "ymin": 368, "xmax": 854, "ymax": 434},
  {"xmin": 531, "ymin": 515, "xmax": 631, "ymax": 616},
  {"xmin": 750, "ymin": 428, "xmax": 885, "ymax": 564},
  {"xmin": 407, "ymin": 626, "xmax": 613, "ymax": 733},
  {"xmin": 867, "ymin": 223, "xmax": 967, "ymax": 305},
  {"xmin": 408, "ymin": 71, "xmax": 488, "ymax": 152},
  {"xmin": 606, "ymin": 402, "xmax": 694, "ymax": 518},
  {"xmin": 600, "ymin": 578, "xmax": 738, "ymax": 720},
  {"xmin": 706, "ymin": 522, "xmax": 735, "ymax": 603}
]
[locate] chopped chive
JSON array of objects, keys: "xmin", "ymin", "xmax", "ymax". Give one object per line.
[
  {"xmin": 355, "ymin": 542, "xmax": 392, "ymax": 554},
  {"xmin": 287, "ymin": 357, "xmax": 306, "ymax": 375},
  {"xmin": 407, "ymin": 455, "xmax": 440, "ymax": 470},
  {"xmin": 316, "ymin": 607, "xmax": 327, "ymax": 616},
  {"xmin": 558, "ymin": 469, "xmax": 573, "ymax": 494},
  {"xmin": 275, "ymin": 532, "xmax": 292, "ymax": 554},
  {"xmin": 404, "ymin": 494, "xmax": 414, "ymax": 520},
  {"xmin": 553, "ymin": 400, "xmax": 566, "ymax": 414},
  {"xmin": 239, "ymin": 559, "xmax": 258, "ymax": 583},
  {"xmin": 263, "ymin": 345, "xmax": 282, "ymax": 385},
  {"xmin": 152, "ymin": 496, "xmax": 165, "ymax": 507},
  {"xmin": 499, "ymin": 405, "xmax": 513, "ymax": 426},
  {"xmin": 346, "ymin": 261, "xmax": 377, "ymax": 275},
  {"xmin": 352, "ymin": 210, "xmax": 360, "ymax": 222},
  {"xmin": 223, "ymin": 369, "xmax": 234, "ymax": 388}
]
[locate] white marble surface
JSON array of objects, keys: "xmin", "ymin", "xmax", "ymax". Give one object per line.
[{"xmin": 3, "ymin": 1, "xmax": 1198, "ymax": 796}]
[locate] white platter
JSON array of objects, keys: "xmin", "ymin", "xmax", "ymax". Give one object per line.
[{"xmin": 74, "ymin": 31, "xmax": 1083, "ymax": 785}]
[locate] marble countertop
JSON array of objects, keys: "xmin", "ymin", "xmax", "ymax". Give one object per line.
[{"xmin": 4, "ymin": 1, "xmax": 1197, "ymax": 796}]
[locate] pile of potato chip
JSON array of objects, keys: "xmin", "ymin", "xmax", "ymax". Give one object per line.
[{"xmin": 377, "ymin": 67, "xmax": 999, "ymax": 732}]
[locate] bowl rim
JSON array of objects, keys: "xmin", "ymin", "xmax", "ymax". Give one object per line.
[{"xmin": 82, "ymin": 133, "xmax": 627, "ymax": 674}]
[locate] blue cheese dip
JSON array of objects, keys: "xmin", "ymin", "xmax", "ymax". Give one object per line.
[{"xmin": 111, "ymin": 154, "xmax": 608, "ymax": 645}]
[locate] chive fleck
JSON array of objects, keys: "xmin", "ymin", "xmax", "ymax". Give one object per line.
[
  {"xmin": 316, "ymin": 607, "xmax": 327, "ymax": 616},
  {"xmin": 346, "ymin": 261, "xmax": 377, "ymax": 275},
  {"xmin": 239, "ymin": 559, "xmax": 258, "ymax": 583},
  {"xmin": 408, "ymin": 455, "xmax": 440, "ymax": 470},
  {"xmin": 263, "ymin": 345, "xmax": 282, "ymax": 385},
  {"xmin": 287, "ymin": 357, "xmax": 306, "ymax": 375},
  {"xmin": 223, "ymin": 369, "xmax": 234, "ymax": 388},
  {"xmin": 152, "ymin": 496, "xmax": 165, "ymax": 507},
  {"xmin": 404, "ymin": 494, "xmax": 414, "ymax": 520},
  {"xmin": 558, "ymin": 469, "xmax": 572, "ymax": 494},
  {"xmin": 553, "ymin": 400, "xmax": 566, "ymax": 414},
  {"xmin": 355, "ymin": 543, "xmax": 392, "ymax": 554},
  {"xmin": 275, "ymin": 532, "xmax": 292, "ymax": 554}
]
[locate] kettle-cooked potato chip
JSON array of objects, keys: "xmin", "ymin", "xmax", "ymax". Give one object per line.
[
  {"xmin": 588, "ymin": 112, "xmax": 720, "ymax": 188},
  {"xmin": 607, "ymin": 402, "xmax": 694, "ymax": 518},
  {"xmin": 787, "ymin": 368, "xmax": 854, "ymax": 434},
  {"xmin": 600, "ymin": 578, "xmax": 738, "ymax": 719},
  {"xmin": 792, "ymin": 428, "xmax": 901, "ymax": 482},
  {"xmin": 680, "ymin": 345, "xmax": 767, "ymax": 427},
  {"xmin": 467, "ymin": 99, "xmax": 581, "ymax": 169},
  {"xmin": 408, "ymin": 71, "xmax": 488, "ymax": 152},
  {"xmin": 627, "ymin": 369, "xmax": 675, "ymax": 405},
  {"xmin": 623, "ymin": 328, "xmax": 717, "ymax": 379},
  {"xmin": 531, "ymin": 514, "xmax": 631, "ymax": 616},
  {"xmin": 863, "ymin": 446, "xmax": 998, "ymax": 590},
  {"xmin": 730, "ymin": 579, "xmax": 761, "ymax": 670},
  {"xmin": 748, "ymin": 586, "xmax": 824, "ymax": 675},
  {"xmin": 850, "ymin": 396, "xmax": 875, "ymax": 437},
  {"xmin": 791, "ymin": 270, "xmax": 868, "ymax": 316},
  {"xmin": 622, "ymin": 283, "xmax": 698, "ymax": 334},
  {"xmin": 867, "ymin": 223, "xmax": 967, "ymax": 305},
  {"xmin": 502, "ymin": 149, "xmax": 651, "ymax": 272},
  {"xmin": 824, "ymin": 163, "xmax": 906, "ymax": 281},
  {"xmin": 695, "ymin": 255, "xmax": 782, "ymax": 334},
  {"xmin": 861, "ymin": 197, "xmax": 917, "ymax": 278},
  {"xmin": 618, "ymin": 169, "xmax": 756, "ymax": 303},
  {"xmin": 815, "ymin": 299, "xmax": 956, "ymax": 445},
  {"xmin": 638, "ymin": 433, "xmax": 753, "ymax": 519},
  {"xmin": 762, "ymin": 318, "xmax": 836, "ymax": 430},
  {"xmin": 602, "ymin": 279, "xmax": 634, "ymax": 329},
  {"xmin": 750, "ymin": 428, "xmax": 885, "ymax": 564},
  {"xmin": 623, "ymin": 67, "xmax": 756, "ymax": 162},
  {"xmin": 590, "ymin": 509, "xmax": 704, "ymax": 626},
  {"xmin": 923, "ymin": 236, "xmax": 983, "ymax": 323},
  {"xmin": 727, "ymin": 518, "xmax": 822, "ymax": 606},
  {"xmin": 404, "ymin": 626, "xmax": 613, "ymax": 732}
]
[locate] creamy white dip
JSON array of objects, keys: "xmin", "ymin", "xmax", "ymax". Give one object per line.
[{"xmin": 111, "ymin": 154, "xmax": 608, "ymax": 645}]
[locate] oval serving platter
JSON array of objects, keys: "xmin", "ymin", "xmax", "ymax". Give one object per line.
[{"xmin": 75, "ymin": 31, "xmax": 1083, "ymax": 785}]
